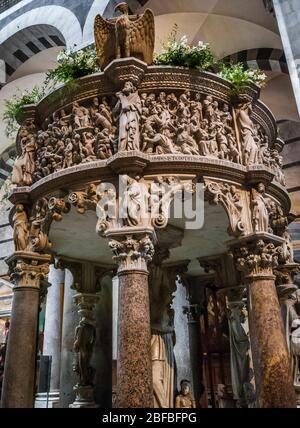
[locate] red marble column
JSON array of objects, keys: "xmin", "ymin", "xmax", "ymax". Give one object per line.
[
  {"xmin": 107, "ymin": 231, "xmax": 155, "ymax": 408},
  {"xmin": 1, "ymin": 252, "xmax": 50, "ymax": 408},
  {"xmin": 117, "ymin": 270, "xmax": 153, "ymax": 407},
  {"xmin": 247, "ymin": 274, "xmax": 296, "ymax": 408},
  {"xmin": 229, "ymin": 234, "xmax": 296, "ymax": 408}
]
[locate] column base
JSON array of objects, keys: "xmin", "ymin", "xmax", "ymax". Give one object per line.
[
  {"xmin": 69, "ymin": 385, "xmax": 98, "ymax": 408},
  {"xmin": 34, "ymin": 391, "xmax": 60, "ymax": 408}
]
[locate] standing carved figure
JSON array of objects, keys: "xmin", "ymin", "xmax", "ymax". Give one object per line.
[
  {"xmin": 73, "ymin": 314, "xmax": 96, "ymax": 386},
  {"xmin": 251, "ymin": 183, "xmax": 269, "ymax": 232},
  {"xmin": 120, "ymin": 175, "xmax": 148, "ymax": 226},
  {"xmin": 151, "ymin": 330, "xmax": 175, "ymax": 408},
  {"xmin": 13, "ymin": 204, "xmax": 29, "ymax": 251},
  {"xmin": 94, "ymin": 3, "xmax": 155, "ymax": 69},
  {"xmin": 226, "ymin": 303, "xmax": 251, "ymax": 405},
  {"xmin": 236, "ymin": 102, "xmax": 258, "ymax": 165},
  {"xmin": 113, "ymin": 81, "xmax": 142, "ymax": 151}
]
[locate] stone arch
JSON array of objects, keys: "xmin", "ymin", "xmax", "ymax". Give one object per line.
[
  {"xmin": 0, "ymin": 24, "xmax": 66, "ymax": 82},
  {"xmin": 82, "ymin": 0, "xmax": 111, "ymax": 47},
  {"xmin": 0, "ymin": 6, "xmax": 82, "ymax": 49},
  {"xmin": 224, "ymin": 48, "xmax": 288, "ymax": 74}
]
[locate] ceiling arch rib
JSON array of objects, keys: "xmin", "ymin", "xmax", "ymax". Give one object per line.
[
  {"xmin": 225, "ymin": 48, "xmax": 288, "ymax": 74},
  {"xmin": 0, "ymin": 24, "xmax": 66, "ymax": 81}
]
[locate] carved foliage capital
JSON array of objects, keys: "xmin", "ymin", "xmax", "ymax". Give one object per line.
[
  {"xmin": 108, "ymin": 233, "xmax": 155, "ymax": 273},
  {"xmin": 230, "ymin": 238, "xmax": 280, "ymax": 277},
  {"xmin": 8, "ymin": 252, "xmax": 51, "ymax": 290}
]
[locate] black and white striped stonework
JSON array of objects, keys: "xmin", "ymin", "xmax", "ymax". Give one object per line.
[
  {"xmin": 0, "ymin": 146, "xmax": 16, "ymax": 186},
  {"xmin": 0, "ymin": 25, "xmax": 66, "ymax": 79},
  {"xmin": 225, "ymin": 48, "xmax": 288, "ymax": 74}
]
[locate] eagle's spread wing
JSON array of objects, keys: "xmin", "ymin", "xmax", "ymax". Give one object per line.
[
  {"xmin": 94, "ymin": 14, "xmax": 116, "ymax": 69},
  {"xmin": 130, "ymin": 9, "xmax": 155, "ymax": 64}
]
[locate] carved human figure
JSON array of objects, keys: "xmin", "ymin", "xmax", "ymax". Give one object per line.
[
  {"xmin": 95, "ymin": 128, "xmax": 114, "ymax": 159},
  {"xmin": 13, "ymin": 204, "xmax": 29, "ymax": 251},
  {"xmin": 120, "ymin": 175, "xmax": 148, "ymax": 226},
  {"xmin": 236, "ymin": 102, "xmax": 258, "ymax": 165},
  {"xmin": 282, "ymin": 228, "xmax": 295, "ymax": 264},
  {"xmin": 73, "ymin": 314, "xmax": 96, "ymax": 386},
  {"xmin": 113, "ymin": 81, "xmax": 142, "ymax": 151},
  {"xmin": 251, "ymin": 183, "xmax": 269, "ymax": 232},
  {"xmin": 29, "ymin": 198, "xmax": 51, "ymax": 251},
  {"xmin": 63, "ymin": 139, "xmax": 74, "ymax": 168},
  {"xmin": 176, "ymin": 123, "xmax": 199, "ymax": 155},
  {"xmin": 143, "ymin": 128, "xmax": 177, "ymax": 154},
  {"xmin": 151, "ymin": 330, "xmax": 175, "ymax": 408},
  {"xmin": 82, "ymin": 132, "xmax": 96, "ymax": 162},
  {"xmin": 72, "ymin": 102, "xmax": 91, "ymax": 128},
  {"xmin": 21, "ymin": 135, "xmax": 36, "ymax": 185},
  {"xmin": 226, "ymin": 302, "xmax": 250, "ymax": 404},
  {"xmin": 175, "ymin": 380, "xmax": 196, "ymax": 408}
]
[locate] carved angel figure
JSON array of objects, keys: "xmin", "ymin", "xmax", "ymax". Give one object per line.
[{"xmin": 94, "ymin": 2, "xmax": 155, "ymax": 69}]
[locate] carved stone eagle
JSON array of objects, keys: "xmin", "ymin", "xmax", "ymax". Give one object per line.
[{"xmin": 94, "ymin": 2, "xmax": 155, "ymax": 69}]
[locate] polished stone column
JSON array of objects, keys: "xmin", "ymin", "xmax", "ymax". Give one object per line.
[
  {"xmin": 39, "ymin": 265, "xmax": 65, "ymax": 407},
  {"xmin": 1, "ymin": 251, "xmax": 50, "ymax": 408},
  {"xmin": 183, "ymin": 304, "xmax": 203, "ymax": 407},
  {"xmin": 229, "ymin": 234, "xmax": 296, "ymax": 408},
  {"xmin": 59, "ymin": 269, "xmax": 79, "ymax": 408},
  {"xmin": 107, "ymin": 229, "xmax": 155, "ymax": 408}
]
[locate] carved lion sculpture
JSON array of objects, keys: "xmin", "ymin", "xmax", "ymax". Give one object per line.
[{"xmin": 94, "ymin": 2, "xmax": 155, "ymax": 69}]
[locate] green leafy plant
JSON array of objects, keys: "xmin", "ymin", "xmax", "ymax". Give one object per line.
[
  {"xmin": 3, "ymin": 86, "xmax": 46, "ymax": 137},
  {"xmin": 218, "ymin": 62, "xmax": 267, "ymax": 95},
  {"xmin": 3, "ymin": 47, "xmax": 101, "ymax": 136},
  {"xmin": 45, "ymin": 47, "xmax": 101, "ymax": 86},
  {"xmin": 154, "ymin": 25, "xmax": 217, "ymax": 71}
]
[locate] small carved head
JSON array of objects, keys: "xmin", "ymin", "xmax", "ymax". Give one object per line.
[
  {"xmin": 180, "ymin": 379, "xmax": 191, "ymax": 396},
  {"xmin": 115, "ymin": 2, "xmax": 129, "ymax": 14},
  {"xmin": 123, "ymin": 81, "xmax": 135, "ymax": 95}
]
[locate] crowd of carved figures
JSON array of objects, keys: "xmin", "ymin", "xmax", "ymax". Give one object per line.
[{"xmin": 12, "ymin": 84, "xmax": 285, "ymax": 187}]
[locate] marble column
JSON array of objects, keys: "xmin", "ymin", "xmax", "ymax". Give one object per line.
[
  {"xmin": 36, "ymin": 265, "xmax": 65, "ymax": 407},
  {"xmin": 229, "ymin": 234, "xmax": 296, "ymax": 408},
  {"xmin": 59, "ymin": 269, "xmax": 79, "ymax": 408},
  {"xmin": 1, "ymin": 251, "xmax": 50, "ymax": 408},
  {"xmin": 107, "ymin": 230, "xmax": 155, "ymax": 408},
  {"xmin": 183, "ymin": 304, "xmax": 203, "ymax": 407}
]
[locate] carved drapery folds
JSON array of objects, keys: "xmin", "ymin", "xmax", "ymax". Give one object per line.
[{"xmin": 12, "ymin": 119, "xmax": 37, "ymax": 186}]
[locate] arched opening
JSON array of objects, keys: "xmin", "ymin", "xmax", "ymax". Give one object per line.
[{"xmin": 0, "ymin": 24, "xmax": 66, "ymax": 83}]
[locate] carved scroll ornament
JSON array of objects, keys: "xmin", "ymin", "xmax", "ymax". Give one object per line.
[{"xmin": 205, "ymin": 179, "xmax": 249, "ymax": 237}]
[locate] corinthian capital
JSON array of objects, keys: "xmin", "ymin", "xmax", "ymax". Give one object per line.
[
  {"xmin": 6, "ymin": 251, "xmax": 51, "ymax": 290},
  {"xmin": 228, "ymin": 233, "xmax": 285, "ymax": 279},
  {"xmin": 106, "ymin": 228, "xmax": 156, "ymax": 273}
]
